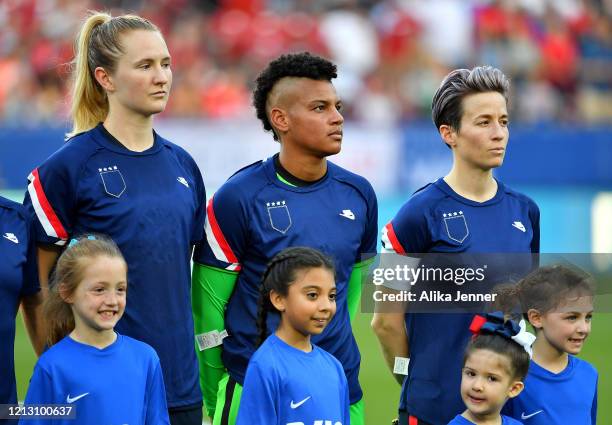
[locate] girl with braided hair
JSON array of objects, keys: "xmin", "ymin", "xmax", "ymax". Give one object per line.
[{"xmin": 236, "ymin": 247, "xmax": 349, "ymax": 425}]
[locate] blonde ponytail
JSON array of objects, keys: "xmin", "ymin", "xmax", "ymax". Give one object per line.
[
  {"xmin": 67, "ymin": 11, "xmax": 160, "ymax": 138},
  {"xmin": 68, "ymin": 12, "xmax": 112, "ymax": 138}
]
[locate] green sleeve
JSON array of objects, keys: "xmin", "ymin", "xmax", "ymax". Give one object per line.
[
  {"xmin": 347, "ymin": 258, "xmax": 374, "ymax": 322},
  {"xmin": 192, "ymin": 262, "xmax": 238, "ymax": 418}
]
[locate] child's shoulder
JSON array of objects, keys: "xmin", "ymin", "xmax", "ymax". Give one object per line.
[
  {"xmin": 446, "ymin": 414, "xmax": 472, "ymax": 424},
  {"xmin": 501, "ymin": 414, "xmax": 524, "ymax": 425},
  {"xmin": 35, "ymin": 336, "xmax": 74, "ymax": 367},
  {"xmin": 246, "ymin": 336, "xmax": 286, "ymax": 382},
  {"xmin": 251, "ymin": 337, "xmax": 342, "ymax": 372},
  {"xmin": 528, "ymin": 355, "xmax": 598, "ymax": 385},
  {"xmin": 447, "ymin": 414, "xmax": 523, "ymax": 425},
  {"xmin": 569, "ymin": 355, "xmax": 598, "ymax": 378},
  {"xmin": 312, "ymin": 344, "xmax": 347, "ymax": 384},
  {"xmin": 249, "ymin": 336, "xmax": 281, "ymax": 365}
]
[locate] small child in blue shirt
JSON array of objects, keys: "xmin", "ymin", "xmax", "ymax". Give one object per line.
[
  {"xmin": 20, "ymin": 236, "xmax": 169, "ymax": 425},
  {"xmin": 236, "ymin": 247, "xmax": 350, "ymax": 425},
  {"xmin": 498, "ymin": 265, "xmax": 598, "ymax": 424},
  {"xmin": 448, "ymin": 312, "xmax": 534, "ymax": 425}
]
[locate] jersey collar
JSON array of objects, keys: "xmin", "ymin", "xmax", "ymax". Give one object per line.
[
  {"xmin": 433, "ymin": 177, "xmax": 506, "ymax": 207},
  {"xmin": 263, "ymin": 155, "xmax": 332, "ymax": 193},
  {"xmin": 91, "ymin": 123, "xmax": 163, "ymax": 156}
]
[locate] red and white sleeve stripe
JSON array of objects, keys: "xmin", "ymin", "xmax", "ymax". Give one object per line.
[
  {"xmin": 381, "ymin": 222, "xmax": 406, "ymax": 254},
  {"xmin": 204, "ymin": 196, "xmax": 241, "ymax": 271},
  {"xmin": 27, "ymin": 169, "xmax": 68, "ymax": 245}
]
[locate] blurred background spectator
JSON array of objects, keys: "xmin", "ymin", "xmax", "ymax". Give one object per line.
[{"xmin": 0, "ymin": 0, "xmax": 610, "ymax": 126}]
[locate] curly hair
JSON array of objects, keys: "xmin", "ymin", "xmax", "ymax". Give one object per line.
[
  {"xmin": 493, "ymin": 264, "xmax": 594, "ymax": 324},
  {"xmin": 252, "ymin": 52, "xmax": 337, "ymax": 141}
]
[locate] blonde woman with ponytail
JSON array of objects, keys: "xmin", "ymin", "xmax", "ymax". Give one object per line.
[
  {"xmin": 21, "ymin": 235, "xmax": 170, "ymax": 425},
  {"xmin": 23, "ymin": 11, "xmax": 206, "ymax": 425}
]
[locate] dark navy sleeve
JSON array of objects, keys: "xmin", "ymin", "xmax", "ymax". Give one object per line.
[
  {"xmin": 23, "ymin": 150, "xmax": 80, "ymax": 246},
  {"xmin": 382, "ymin": 198, "xmax": 431, "ymax": 254},
  {"xmin": 503, "ymin": 415, "xmax": 525, "ymax": 425},
  {"xmin": 193, "ymin": 182, "xmax": 248, "ymax": 271},
  {"xmin": 144, "ymin": 356, "xmax": 170, "ymax": 425},
  {"xmin": 501, "ymin": 397, "xmax": 515, "ymax": 418},
  {"xmin": 20, "ymin": 212, "xmax": 40, "ymax": 296},
  {"xmin": 236, "ymin": 360, "xmax": 278, "ymax": 425},
  {"xmin": 591, "ymin": 376, "xmax": 598, "ymax": 425},
  {"xmin": 189, "ymin": 158, "xmax": 207, "ymax": 246},
  {"xmin": 528, "ymin": 199, "xmax": 540, "ymax": 253},
  {"xmin": 340, "ymin": 361, "xmax": 350, "ymax": 423},
  {"xmin": 359, "ymin": 182, "xmax": 379, "ymax": 260}
]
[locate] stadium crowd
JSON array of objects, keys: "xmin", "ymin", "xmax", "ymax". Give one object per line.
[{"xmin": 1, "ymin": 0, "xmax": 610, "ymax": 126}]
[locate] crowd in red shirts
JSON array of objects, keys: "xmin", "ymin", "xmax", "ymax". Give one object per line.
[{"xmin": 1, "ymin": 0, "xmax": 610, "ymax": 125}]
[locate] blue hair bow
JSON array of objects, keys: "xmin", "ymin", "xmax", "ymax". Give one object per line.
[
  {"xmin": 481, "ymin": 311, "xmax": 519, "ymax": 338},
  {"xmin": 68, "ymin": 235, "xmax": 96, "ymax": 247},
  {"xmin": 470, "ymin": 311, "xmax": 536, "ymax": 357}
]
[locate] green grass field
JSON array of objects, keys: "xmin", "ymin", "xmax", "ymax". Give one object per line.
[{"xmin": 13, "ymin": 311, "xmax": 611, "ymax": 424}]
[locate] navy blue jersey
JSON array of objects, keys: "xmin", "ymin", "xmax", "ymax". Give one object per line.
[
  {"xmin": 236, "ymin": 334, "xmax": 349, "ymax": 425},
  {"xmin": 23, "ymin": 124, "xmax": 206, "ymax": 407},
  {"xmin": 21, "ymin": 334, "xmax": 169, "ymax": 425},
  {"xmin": 382, "ymin": 178, "xmax": 539, "ymax": 425},
  {"xmin": 194, "ymin": 156, "xmax": 378, "ymax": 403},
  {"xmin": 447, "ymin": 414, "xmax": 523, "ymax": 425},
  {"xmin": 503, "ymin": 356, "xmax": 597, "ymax": 425},
  {"xmin": 0, "ymin": 197, "xmax": 39, "ymax": 407}
]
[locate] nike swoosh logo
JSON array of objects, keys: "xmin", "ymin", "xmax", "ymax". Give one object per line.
[
  {"xmin": 66, "ymin": 392, "xmax": 89, "ymax": 403},
  {"xmin": 3, "ymin": 234, "xmax": 18, "ymax": 243},
  {"xmin": 290, "ymin": 396, "xmax": 311, "ymax": 409},
  {"xmin": 339, "ymin": 212, "xmax": 355, "ymax": 220},
  {"xmin": 521, "ymin": 410, "xmax": 543, "ymax": 419}
]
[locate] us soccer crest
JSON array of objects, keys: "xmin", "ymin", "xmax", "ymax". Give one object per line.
[
  {"xmin": 99, "ymin": 165, "xmax": 126, "ymax": 198},
  {"xmin": 443, "ymin": 211, "xmax": 469, "ymax": 243},
  {"xmin": 266, "ymin": 200, "xmax": 291, "ymax": 234}
]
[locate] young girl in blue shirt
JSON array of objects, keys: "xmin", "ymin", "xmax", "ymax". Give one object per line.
[
  {"xmin": 497, "ymin": 265, "xmax": 598, "ymax": 425},
  {"xmin": 236, "ymin": 247, "xmax": 350, "ymax": 425},
  {"xmin": 448, "ymin": 312, "xmax": 533, "ymax": 425},
  {"xmin": 21, "ymin": 236, "xmax": 169, "ymax": 425}
]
